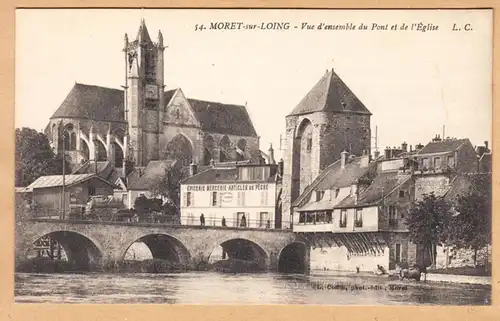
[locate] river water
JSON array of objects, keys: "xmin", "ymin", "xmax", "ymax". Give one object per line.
[{"xmin": 15, "ymin": 272, "xmax": 490, "ymax": 305}]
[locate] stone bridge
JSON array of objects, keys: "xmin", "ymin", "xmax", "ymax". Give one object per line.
[{"xmin": 16, "ymin": 219, "xmax": 310, "ymax": 273}]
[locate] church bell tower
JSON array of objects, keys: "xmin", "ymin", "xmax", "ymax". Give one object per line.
[{"xmin": 123, "ymin": 19, "xmax": 165, "ymax": 166}]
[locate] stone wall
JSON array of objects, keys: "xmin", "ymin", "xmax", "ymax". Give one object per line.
[{"xmin": 435, "ymin": 245, "xmax": 491, "ymax": 269}]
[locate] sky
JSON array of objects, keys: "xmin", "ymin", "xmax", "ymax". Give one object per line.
[{"xmin": 15, "ymin": 9, "xmax": 493, "ymax": 159}]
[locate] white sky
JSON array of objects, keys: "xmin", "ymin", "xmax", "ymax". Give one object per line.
[{"xmin": 15, "ymin": 9, "xmax": 493, "ymax": 159}]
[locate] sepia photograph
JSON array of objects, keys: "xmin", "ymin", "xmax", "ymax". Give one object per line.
[{"xmin": 14, "ymin": 8, "xmax": 492, "ymax": 305}]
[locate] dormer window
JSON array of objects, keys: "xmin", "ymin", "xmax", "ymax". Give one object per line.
[{"xmin": 315, "ymin": 191, "xmax": 325, "ymax": 202}]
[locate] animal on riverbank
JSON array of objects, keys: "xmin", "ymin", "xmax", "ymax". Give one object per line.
[{"xmin": 399, "ymin": 265, "xmax": 428, "ymax": 282}]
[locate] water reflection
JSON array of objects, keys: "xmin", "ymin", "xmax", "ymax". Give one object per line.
[{"xmin": 15, "ymin": 272, "xmax": 490, "ymax": 305}]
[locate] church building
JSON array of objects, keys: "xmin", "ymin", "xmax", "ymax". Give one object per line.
[{"xmin": 45, "ymin": 19, "xmax": 261, "ymax": 179}]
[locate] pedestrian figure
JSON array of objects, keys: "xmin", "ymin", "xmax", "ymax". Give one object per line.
[
  {"xmin": 222, "ymin": 216, "xmax": 227, "ymax": 227},
  {"xmin": 240, "ymin": 214, "xmax": 246, "ymax": 227},
  {"xmin": 266, "ymin": 219, "xmax": 271, "ymax": 229},
  {"xmin": 200, "ymin": 213, "xmax": 205, "ymax": 226}
]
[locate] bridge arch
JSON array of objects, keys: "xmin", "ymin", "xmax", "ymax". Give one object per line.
[
  {"xmin": 121, "ymin": 233, "xmax": 192, "ymax": 267},
  {"xmin": 278, "ymin": 241, "xmax": 308, "ymax": 274},
  {"xmin": 208, "ymin": 237, "xmax": 269, "ymax": 271},
  {"xmin": 28, "ymin": 230, "xmax": 103, "ymax": 271}
]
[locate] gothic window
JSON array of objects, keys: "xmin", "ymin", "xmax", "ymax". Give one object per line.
[
  {"xmin": 69, "ymin": 132, "xmax": 77, "ymax": 151},
  {"xmin": 306, "ymin": 137, "xmax": 312, "ymax": 152}
]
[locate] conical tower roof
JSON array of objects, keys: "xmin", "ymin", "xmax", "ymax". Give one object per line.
[{"xmin": 288, "ymin": 69, "xmax": 371, "ymax": 116}]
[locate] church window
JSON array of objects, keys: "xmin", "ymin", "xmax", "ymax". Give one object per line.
[{"xmin": 306, "ymin": 137, "xmax": 312, "ymax": 152}]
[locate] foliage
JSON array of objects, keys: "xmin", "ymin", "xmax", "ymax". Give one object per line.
[
  {"xmin": 148, "ymin": 162, "xmax": 186, "ymax": 215},
  {"xmin": 133, "ymin": 195, "xmax": 162, "ymax": 215},
  {"xmin": 15, "ymin": 127, "xmax": 70, "ymax": 187},
  {"xmin": 405, "ymin": 192, "xmax": 452, "ymax": 267},
  {"xmin": 448, "ymin": 173, "xmax": 491, "ymax": 265}
]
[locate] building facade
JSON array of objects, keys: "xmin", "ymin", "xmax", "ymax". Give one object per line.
[
  {"xmin": 180, "ymin": 163, "xmax": 281, "ymax": 229},
  {"xmin": 45, "ymin": 19, "xmax": 261, "ymax": 175}
]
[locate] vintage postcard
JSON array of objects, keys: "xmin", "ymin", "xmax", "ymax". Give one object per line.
[{"xmin": 14, "ymin": 8, "xmax": 492, "ymax": 305}]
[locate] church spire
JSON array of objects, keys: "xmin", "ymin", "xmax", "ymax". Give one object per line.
[{"xmin": 136, "ymin": 18, "xmax": 152, "ymax": 44}]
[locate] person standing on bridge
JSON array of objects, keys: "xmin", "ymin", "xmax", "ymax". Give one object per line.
[
  {"xmin": 222, "ymin": 216, "xmax": 226, "ymax": 227},
  {"xmin": 240, "ymin": 214, "xmax": 246, "ymax": 228},
  {"xmin": 200, "ymin": 213, "xmax": 205, "ymax": 226}
]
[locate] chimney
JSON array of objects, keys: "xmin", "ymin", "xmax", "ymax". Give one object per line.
[
  {"xmin": 476, "ymin": 146, "xmax": 486, "ymax": 157},
  {"xmin": 268, "ymin": 144, "xmax": 276, "ymax": 164},
  {"xmin": 361, "ymin": 149, "xmax": 370, "ymax": 167},
  {"xmin": 351, "ymin": 183, "xmax": 358, "ymax": 205},
  {"xmin": 189, "ymin": 162, "xmax": 198, "ymax": 176},
  {"xmin": 485, "ymin": 140, "xmax": 489, "ymax": 152},
  {"xmin": 415, "ymin": 143, "xmax": 424, "ymax": 151},
  {"xmin": 401, "ymin": 142, "xmax": 408, "ymax": 152},
  {"xmin": 410, "ymin": 145, "xmax": 413, "ymax": 152},
  {"xmin": 341, "ymin": 150, "xmax": 349, "ymax": 169},
  {"xmin": 384, "ymin": 147, "xmax": 392, "ymax": 159},
  {"xmin": 278, "ymin": 158, "xmax": 284, "ymax": 176}
]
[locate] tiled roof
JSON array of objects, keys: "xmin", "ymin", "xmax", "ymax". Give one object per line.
[
  {"xmin": 347, "ymin": 172, "xmax": 411, "ymax": 208},
  {"xmin": 188, "ymin": 98, "xmax": 258, "ymax": 137},
  {"xmin": 50, "ymin": 84, "xmax": 257, "ymax": 138},
  {"xmin": 164, "ymin": 89, "xmax": 177, "ymax": 105},
  {"xmin": 50, "ymin": 83, "xmax": 125, "ymax": 123},
  {"xmin": 182, "ymin": 167, "xmax": 276, "ymax": 185},
  {"xmin": 315, "ymin": 158, "xmax": 375, "ymax": 191},
  {"xmin": 418, "ymin": 138, "xmax": 470, "ymax": 155},
  {"xmin": 72, "ymin": 161, "xmax": 113, "ymax": 178},
  {"xmin": 288, "ymin": 69, "xmax": 371, "ymax": 116},
  {"xmin": 128, "ymin": 160, "xmax": 177, "ymax": 190},
  {"xmin": 27, "ymin": 174, "xmax": 115, "ymax": 189}
]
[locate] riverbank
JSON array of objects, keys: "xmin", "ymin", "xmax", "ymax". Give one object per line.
[{"xmin": 310, "ymin": 269, "xmax": 491, "ymax": 285}]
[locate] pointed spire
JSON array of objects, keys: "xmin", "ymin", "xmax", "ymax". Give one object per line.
[
  {"xmin": 136, "ymin": 18, "xmax": 152, "ymax": 44},
  {"xmin": 157, "ymin": 30, "xmax": 163, "ymax": 47},
  {"xmin": 268, "ymin": 143, "xmax": 276, "ymax": 165}
]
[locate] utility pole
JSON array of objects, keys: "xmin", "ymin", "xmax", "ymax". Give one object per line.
[{"xmin": 61, "ymin": 123, "xmax": 66, "ymax": 220}]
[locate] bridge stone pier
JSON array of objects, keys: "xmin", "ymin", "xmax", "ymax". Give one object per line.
[{"xmin": 16, "ymin": 219, "xmax": 310, "ymax": 273}]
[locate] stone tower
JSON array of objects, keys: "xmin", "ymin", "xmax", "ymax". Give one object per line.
[
  {"xmin": 123, "ymin": 19, "xmax": 165, "ymax": 166},
  {"xmin": 281, "ymin": 69, "xmax": 372, "ymax": 228}
]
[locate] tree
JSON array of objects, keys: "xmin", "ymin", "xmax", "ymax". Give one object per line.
[
  {"xmin": 448, "ymin": 173, "xmax": 491, "ymax": 266},
  {"xmin": 405, "ymin": 192, "xmax": 452, "ymax": 268},
  {"xmin": 15, "ymin": 127, "xmax": 70, "ymax": 187},
  {"xmin": 148, "ymin": 162, "xmax": 186, "ymax": 215}
]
